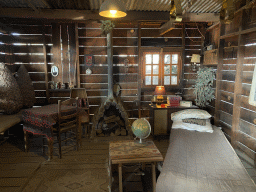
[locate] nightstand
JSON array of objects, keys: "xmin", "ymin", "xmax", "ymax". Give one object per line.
[{"xmin": 149, "ymin": 105, "xmax": 198, "ymax": 137}]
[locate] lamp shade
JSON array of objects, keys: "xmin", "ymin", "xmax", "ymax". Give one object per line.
[
  {"xmin": 99, "ymin": 0, "xmax": 127, "ymax": 18},
  {"xmin": 191, "ymin": 54, "xmax": 200, "ymax": 63},
  {"xmin": 154, "ymin": 86, "xmax": 166, "ymax": 95}
]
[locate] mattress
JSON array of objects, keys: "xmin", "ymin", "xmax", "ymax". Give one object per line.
[{"xmin": 156, "ymin": 126, "xmax": 256, "ymax": 192}]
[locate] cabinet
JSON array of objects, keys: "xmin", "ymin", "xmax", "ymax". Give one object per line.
[{"xmin": 149, "ymin": 105, "xmax": 198, "ymax": 137}]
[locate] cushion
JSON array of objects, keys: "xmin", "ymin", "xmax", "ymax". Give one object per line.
[
  {"xmin": 172, "ymin": 119, "xmax": 213, "ymax": 133},
  {"xmin": 171, "ymin": 109, "xmax": 211, "ymax": 120},
  {"xmin": 182, "ymin": 118, "xmax": 206, "ymax": 126}
]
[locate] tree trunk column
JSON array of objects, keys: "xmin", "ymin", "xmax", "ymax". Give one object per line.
[{"xmin": 107, "ymin": 32, "xmax": 114, "ymax": 98}]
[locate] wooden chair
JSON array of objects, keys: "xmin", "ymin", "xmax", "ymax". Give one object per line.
[
  {"xmin": 55, "ymin": 98, "xmax": 79, "ymax": 158},
  {"xmin": 70, "ymin": 88, "xmax": 90, "ymax": 138}
]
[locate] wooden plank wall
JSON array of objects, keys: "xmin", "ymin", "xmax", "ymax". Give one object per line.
[
  {"xmin": 139, "ymin": 23, "xmax": 206, "ymax": 117},
  {"xmin": 78, "ymin": 22, "xmax": 139, "ymax": 120},
  {"xmin": 0, "ymin": 18, "xmax": 52, "ymax": 107},
  {"xmin": 0, "ymin": 18, "xmax": 208, "ymax": 124},
  {"xmin": 213, "ymin": 2, "xmax": 256, "ymax": 162},
  {"xmin": 183, "ymin": 23, "xmax": 207, "ymax": 105},
  {"xmin": 204, "ymin": 25, "xmax": 219, "ymax": 116}
]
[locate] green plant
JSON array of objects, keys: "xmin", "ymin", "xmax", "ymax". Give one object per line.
[
  {"xmin": 193, "ymin": 67, "xmax": 215, "ymax": 108},
  {"xmin": 100, "ymin": 20, "xmax": 115, "ymax": 35}
]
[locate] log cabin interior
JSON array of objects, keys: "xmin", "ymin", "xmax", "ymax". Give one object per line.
[{"xmin": 1, "ymin": 0, "xmax": 256, "ymax": 191}]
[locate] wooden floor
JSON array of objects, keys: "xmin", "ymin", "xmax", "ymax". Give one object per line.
[
  {"xmin": 1, "ymin": 128, "xmax": 256, "ymax": 192},
  {"xmin": 0, "ymin": 138, "xmax": 45, "ymax": 192},
  {"xmin": 0, "ymin": 129, "xmax": 169, "ymax": 192}
]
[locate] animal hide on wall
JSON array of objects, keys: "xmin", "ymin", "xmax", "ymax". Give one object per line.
[
  {"xmin": 0, "ymin": 63, "xmax": 23, "ymax": 114},
  {"xmin": 14, "ymin": 65, "xmax": 35, "ymax": 108}
]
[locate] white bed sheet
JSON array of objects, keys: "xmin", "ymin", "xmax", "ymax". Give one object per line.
[{"xmin": 156, "ymin": 126, "xmax": 256, "ymax": 192}]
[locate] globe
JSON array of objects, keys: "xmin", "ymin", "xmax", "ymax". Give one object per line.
[{"xmin": 131, "ymin": 118, "xmax": 151, "ymax": 143}]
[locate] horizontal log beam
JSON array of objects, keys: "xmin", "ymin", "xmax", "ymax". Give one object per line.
[
  {"xmin": 0, "ymin": 8, "xmax": 220, "ymax": 23},
  {"xmin": 160, "ymin": 13, "xmax": 219, "ymax": 35},
  {"xmin": 182, "ymin": 13, "xmax": 220, "ymax": 22}
]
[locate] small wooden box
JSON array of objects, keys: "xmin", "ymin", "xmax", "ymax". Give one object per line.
[{"xmin": 203, "ymin": 49, "xmax": 218, "ymax": 65}]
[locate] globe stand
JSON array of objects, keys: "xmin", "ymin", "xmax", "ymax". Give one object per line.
[{"xmin": 131, "ymin": 118, "xmax": 151, "ymax": 145}]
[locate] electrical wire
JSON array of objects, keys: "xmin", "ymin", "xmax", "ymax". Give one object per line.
[
  {"xmin": 184, "ymin": 23, "xmax": 205, "ymax": 43},
  {"xmin": 196, "ymin": 22, "xmax": 205, "ymax": 40}
]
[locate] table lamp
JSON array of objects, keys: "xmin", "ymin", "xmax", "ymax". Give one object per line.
[
  {"xmin": 154, "ymin": 86, "xmax": 166, "ymax": 105},
  {"xmin": 191, "ymin": 54, "xmax": 200, "ymax": 71}
]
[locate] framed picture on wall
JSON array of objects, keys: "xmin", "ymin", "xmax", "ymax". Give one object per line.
[
  {"xmin": 84, "ymin": 54, "xmax": 94, "ymax": 67},
  {"xmin": 249, "ymin": 64, "xmax": 256, "ymax": 106}
]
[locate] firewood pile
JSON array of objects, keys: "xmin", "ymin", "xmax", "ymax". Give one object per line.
[{"xmin": 96, "ymin": 113, "xmax": 127, "ymax": 137}]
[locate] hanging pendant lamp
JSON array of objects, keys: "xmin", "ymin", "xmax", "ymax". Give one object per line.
[{"xmin": 99, "ymin": 0, "xmax": 127, "ymax": 18}]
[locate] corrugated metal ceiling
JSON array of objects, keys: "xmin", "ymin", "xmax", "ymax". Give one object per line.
[{"xmin": 0, "ymin": 0, "xmax": 222, "ymax": 13}]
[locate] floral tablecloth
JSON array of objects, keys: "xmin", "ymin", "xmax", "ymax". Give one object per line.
[{"xmin": 22, "ymin": 104, "xmax": 87, "ymax": 139}]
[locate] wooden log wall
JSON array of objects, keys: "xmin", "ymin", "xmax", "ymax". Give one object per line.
[
  {"xmin": 139, "ymin": 23, "xmax": 206, "ymax": 117},
  {"xmin": 0, "ymin": 18, "xmax": 208, "ymax": 124},
  {"xmin": 0, "ymin": 18, "xmax": 52, "ymax": 107},
  {"xmin": 213, "ymin": 1, "xmax": 256, "ymax": 163},
  {"xmin": 203, "ymin": 25, "xmax": 219, "ymax": 117},
  {"xmin": 78, "ymin": 22, "xmax": 139, "ymax": 120}
]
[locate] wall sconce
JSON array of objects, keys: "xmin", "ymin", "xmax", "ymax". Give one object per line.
[
  {"xmin": 154, "ymin": 86, "xmax": 166, "ymax": 105},
  {"xmin": 191, "ymin": 54, "xmax": 200, "ymax": 71},
  {"xmin": 99, "ymin": 0, "xmax": 127, "ymax": 18}
]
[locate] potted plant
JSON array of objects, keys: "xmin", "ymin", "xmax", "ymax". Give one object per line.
[
  {"xmin": 193, "ymin": 67, "xmax": 215, "ymax": 108},
  {"xmin": 100, "ymin": 20, "xmax": 115, "ymax": 35}
]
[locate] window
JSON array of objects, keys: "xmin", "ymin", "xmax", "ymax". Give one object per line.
[{"xmin": 142, "ymin": 49, "xmax": 181, "ymax": 87}]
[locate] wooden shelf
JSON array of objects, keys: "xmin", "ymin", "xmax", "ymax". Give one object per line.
[
  {"xmin": 49, "ymin": 89, "xmax": 71, "ymax": 92},
  {"xmin": 220, "ymin": 26, "xmax": 256, "ymax": 39},
  {"xmin": 224, "ymin": 46, "xmax": 238, "ymax": 49}
]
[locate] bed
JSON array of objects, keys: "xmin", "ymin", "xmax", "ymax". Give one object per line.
[{"xmin": 156, "ymin": 110, "xmax": 256, "ymax": 192}]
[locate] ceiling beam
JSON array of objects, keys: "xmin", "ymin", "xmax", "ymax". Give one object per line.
[
  {"xmin": 160, "ymin": 12, "xmax": 219, "ymax": 35},
  {"xmin": 0, "ymin": 8, "xmax": 219, "ymax": 23},
  {"xmin": 159, "ymin": 19, "xmax": 176, "ymax": 36},
  {"xmin": 183, "ymin": 13, "xmax": 220, "ymax": 22}
]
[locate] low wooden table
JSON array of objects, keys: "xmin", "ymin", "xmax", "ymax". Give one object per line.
[{"xmin": 109, "ymin": 140, "xmax": 163, "ymax": 192}]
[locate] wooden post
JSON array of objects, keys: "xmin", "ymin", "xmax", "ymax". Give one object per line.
[
  {"xmin": 42, "ymin": 24, "xmax": 49, "ymax": 103},
  {"xmin": 23, "ymin": 130, "xmax": 29, "ymax": 152},
  {"xmin": 152, "ymin": 162, "xmax": 156, "ymax": 192},
  {"xmin": 181, "ymin": 23, "xmax": 185, "ymax": 88},
  {"xmin": 75, "ymin": 23, "xmax": 80, "ymax": 88},
  {"xmin": 118, "ymin": 163, "xmax": 123, "ymax": 192},
  {"xmin": 214, "ymin": 23, "xmax": 225, "ymax": 126},
  {"xmin": 137, "ymin": 23, "xmax": 142, "ymax": 118},
  {"xmin": 52, "ymin": 23, "xmax": 62, "ymax": 84},
  {"xmin": 107, "ymin": 31, "xmax": 114, "ymax": 98},
  {"xmin": 231, "ymin": 10, "xmax": 246, "ymax": 148}
]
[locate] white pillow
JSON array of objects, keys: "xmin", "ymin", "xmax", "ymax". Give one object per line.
[
  {"xmin": 171, "ymin": 109, "xmax": 211, "ymax": 120},
  {"xmin": 172, "ymin": 119, "xmax": 213, "ymax": 133}
]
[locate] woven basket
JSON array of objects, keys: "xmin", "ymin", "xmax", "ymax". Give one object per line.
[
  {"xmin": 0, "ymin": 63, "xmax": 23, "ymax": 114},
  {"xmin": 15, "ymin": 65, "xmax": 35, "ymax": 108}
]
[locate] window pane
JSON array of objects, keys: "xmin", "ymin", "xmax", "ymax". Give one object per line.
[
  {"xmin": 171, "ymin": 76, "xmax": 178, "ymax": 85},
  {"xmin": 145, "ymin": 54, "xmax": 152, "ymax": 64},
  {"xmin": 172, "ymin": 54, "xmax": 178, "ymax": 64},
  {"xmin": 164, "ymin": 65, "xmax": 170, "ymax": 74},
  {"xmin": 164, "ymin": 54, "xmax": 171, "ymax": 64},
  {"xmin": 145, "ymin": 76, "xmax": 151, "ymax": 85},
  {"xmin": 164, "ymin": 76, "xmax": 170, "ymax": 85},
  {"xmin": 172, "ymin": 65, "xmax": 177, "ymax": 74},
  {"xmin": 145, "ymin": 65, "xmax": 151, "ymax": 74},
  {"xmin": 152, "ymin": 76, "xmax": 158, "ymax": 85},
  {"xmin": 153, "ymin": 54, "xmax": 159, "ymax": 64},
  {"xmin": 153, "ymin": 65, "xmax": 159, "ymax": 74}
]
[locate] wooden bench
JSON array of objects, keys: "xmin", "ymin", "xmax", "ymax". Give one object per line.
[{"xmin": 0, "ymin": 111, "xmax": 23, "ymax": 135}]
